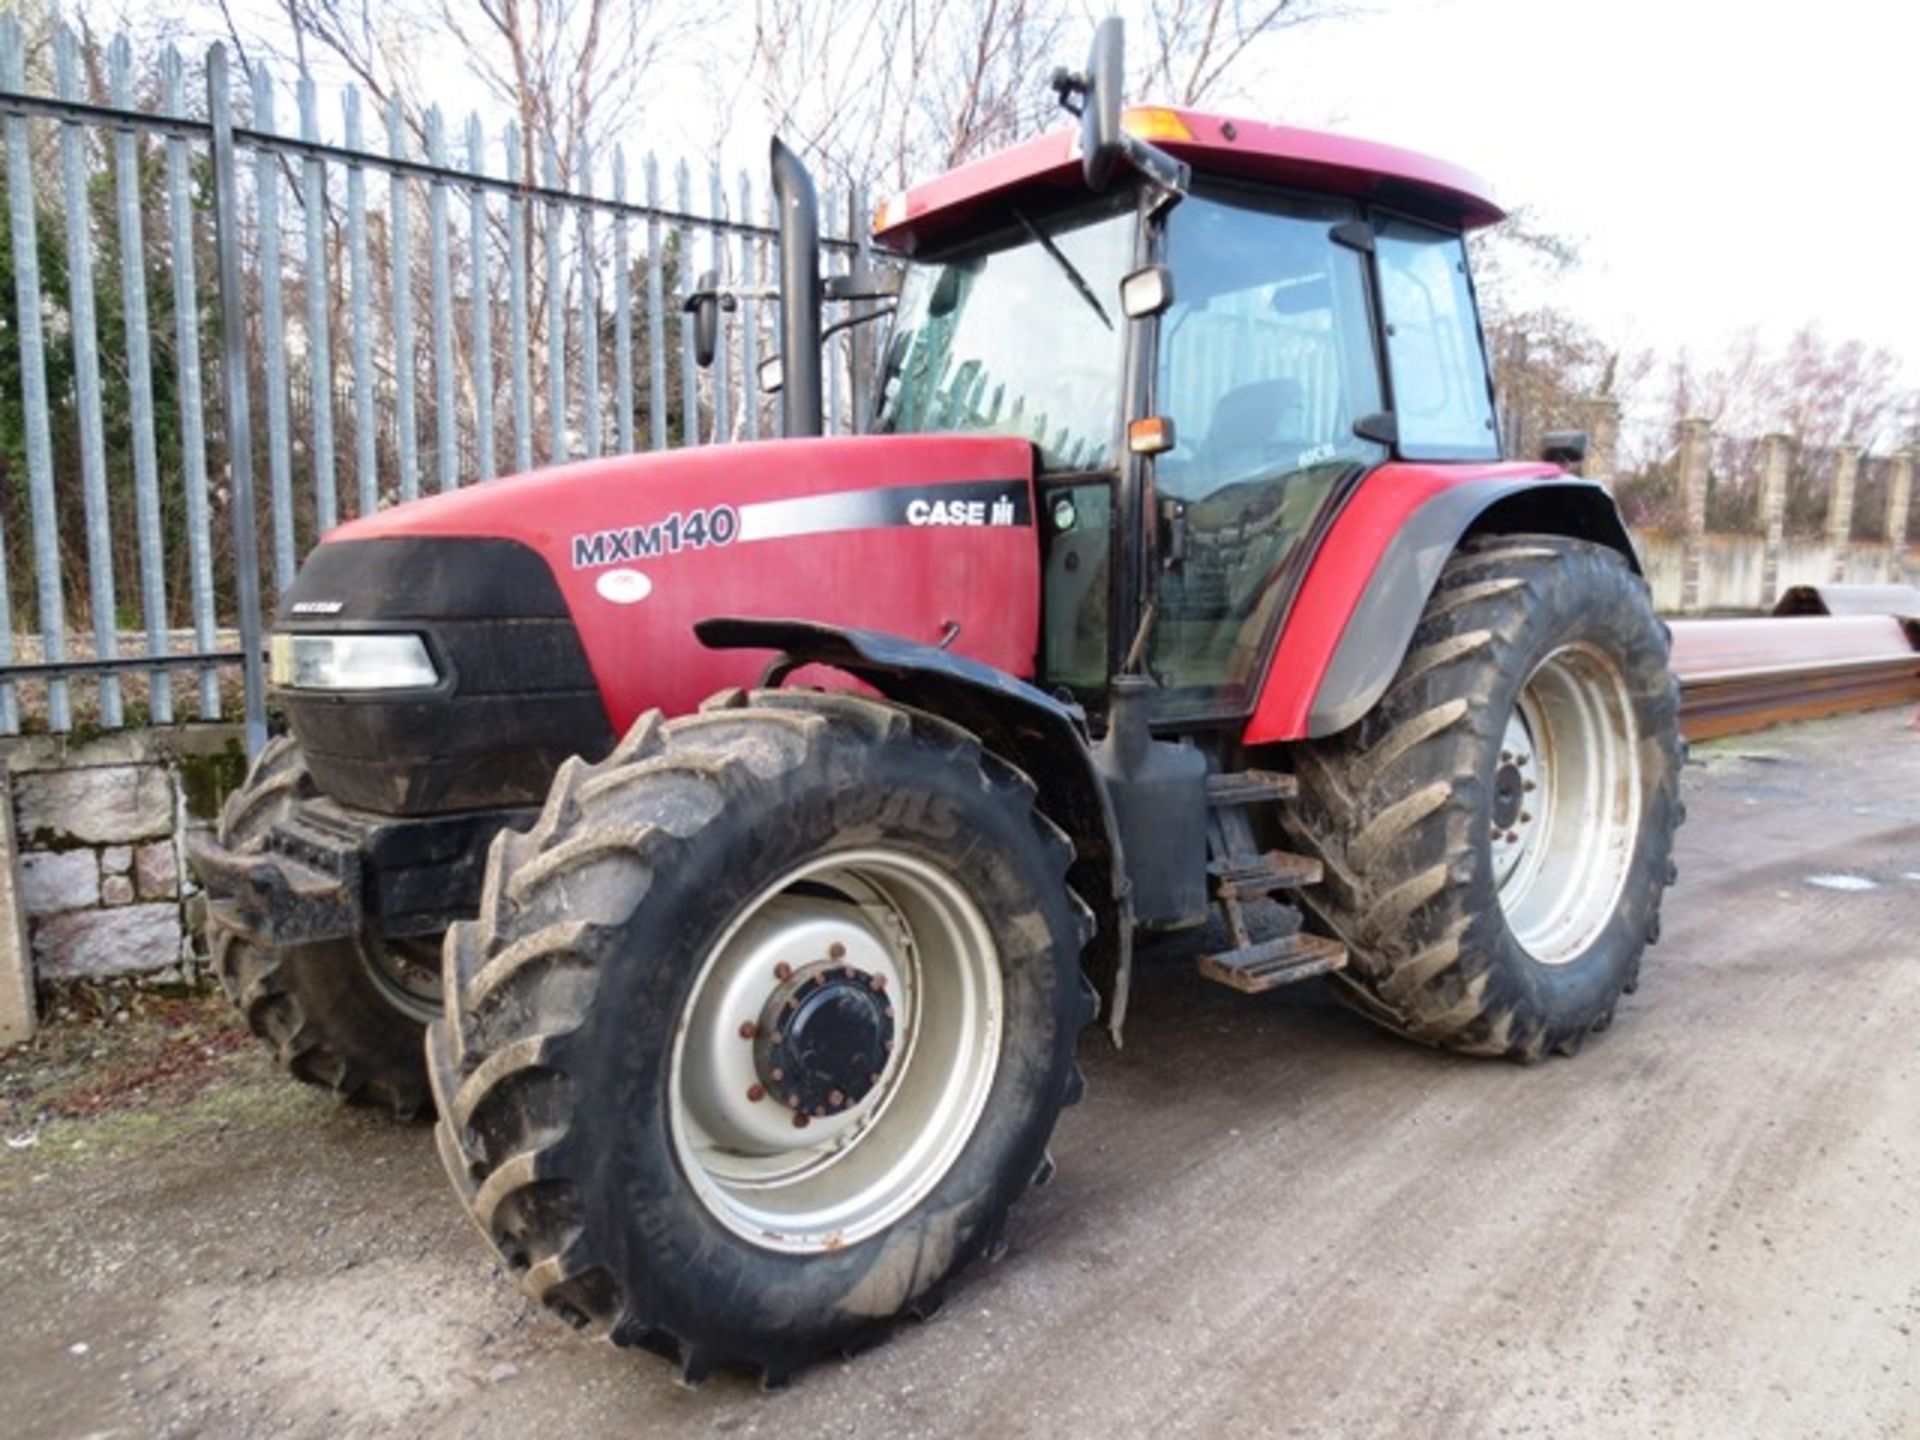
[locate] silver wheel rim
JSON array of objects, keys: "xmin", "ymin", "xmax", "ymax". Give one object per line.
[
  {"xmin": 358, "ymin": 935, "xmax": 442, "ymax": 1023},
  {"xmin": 1492, "ymin": 643, "xmax": 1643, "ymax": 966},
  {"xmin": 668, "ymin": 849, "xmax": 1004, "ymax": 1253}
]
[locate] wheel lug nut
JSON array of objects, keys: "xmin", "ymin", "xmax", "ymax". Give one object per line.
[
  {"xmin": 828, "ymin": 1089, "xmax": 845, "ymax": 1107},
  {"xmin": 774, "ymin": 961, "xmax": 792, "ymax": 981},
  {"xmin": 1519, "ymin": 811, "xmax": 1533, "ymax": 824},
  {"xmin": 828, "ymin": 942, "xmax": 846, "ymax": 960},
  {"xmin": 738, "ymin": 1020, "xmax": 758, "ymax": 1040},
  {"xmin": 792, "ymin": 1112, "xmax": 810, "ymax": 1129},
  {"xmin": 746, "ymin": 1083, "xmax": 766, "ymax": 1103},
  {"xmin": 1523, "ymin": 779, "xmax": 1537, "ymax": 792},
  {"xmin": 870, "ymin": 974, "xmax": 887, "ymax": 992},
  {"xmin": 770, "ymin": 1067, "xmax": 785, "ymax": 1082},
  {"xmin": 770, "ymin": 1030, "xmax": 783, "ymax": 1045},
  {"xmin": 1505, "ymin": 831, "xmax": 1519, "ymax": 843}
]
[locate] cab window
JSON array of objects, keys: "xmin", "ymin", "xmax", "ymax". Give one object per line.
[
  {"xmin": 1374, "ymin": 218, "xmax": 1499, "ymax": 460},
  {"xmin": 1148, "ymin": 185, "xmax": 1385, "ymax": 718}
]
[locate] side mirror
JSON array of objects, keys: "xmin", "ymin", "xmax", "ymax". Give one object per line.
[
  {"xmin": 1540, "ymin": 429, "xmax": 1589, "ymax": 469},
  {"xmin": 823, "ymin": 271, "xmax": 904, "ymax": 302},
  {"xmin": 1053, "ymin": 16, "xmax": 1125, "ymax": 190},
  {"xmin": 683, "ymin": 270, "xmax": 736, "ymax": 369},
  {"xmin": 927, "ymin": 266, "xmax": 967, "ymax": 318},
  {"xmin": 1120, "ymin": 264, "xmax": 1173, "ymax": 318}
]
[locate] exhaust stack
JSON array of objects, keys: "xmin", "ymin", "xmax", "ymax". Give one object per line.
[{"xmin": 770, "ymin": 138, "xmax": 823, "ymax": 438}]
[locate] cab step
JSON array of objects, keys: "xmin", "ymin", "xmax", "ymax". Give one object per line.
[
  {"xmin": 1198, "ymin": 931, "xmax": 1348, "ymax": 994},
  {"xmin": 1204, "ymin": 768, "xmax": 1298, "ymax": 806},
  {"xmin": 1200, "ymin": 767, "xmax": 1333, "ymax": 993},
  {"xmin": 1208, "ymin": 848, "xmax": 1322, "ymax": 901}
]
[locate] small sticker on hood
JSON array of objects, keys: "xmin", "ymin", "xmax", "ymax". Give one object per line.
[{"xmin": 595, "ymin": 568, "xmax": 654, "ymax": 605}]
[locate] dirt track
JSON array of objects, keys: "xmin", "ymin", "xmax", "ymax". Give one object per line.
[{"xmin": 2, "ymin": 708, "xmax": 1917, "ymax": 1439}]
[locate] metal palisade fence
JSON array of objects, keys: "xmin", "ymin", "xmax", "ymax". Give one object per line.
[{"xmin": 0, "ymin": 20, "xmax": 876, "ymax": 751}]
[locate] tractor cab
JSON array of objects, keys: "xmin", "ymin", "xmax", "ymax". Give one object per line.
[{"xmin": 868, "ymin": 102, "xmax": 1507, "ymax": 722}]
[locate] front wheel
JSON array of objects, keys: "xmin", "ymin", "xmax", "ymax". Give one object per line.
[
  {"xmin": 208, "ymin": 736, "xmax": 439, "ymax": 1117},
  {"xmin": 1283, "ymin": 535, "xmax": 1683, "ymax": 1060},
  {"xmin": 428, "ymin": 690, "xmax": 1094, "ymax": 1384}
]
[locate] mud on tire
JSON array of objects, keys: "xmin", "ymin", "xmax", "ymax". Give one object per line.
[
  {"xmin": 209, "ymin": 736, "xmax": 436, "ymax": 1118},
  {"xmin": 1281, "ymin": 535, "xmax": 1683, "ymax": 1061},
  {"xmin": 428, "ymin": 689, "xmax": 1095, "ymax": 1385}
]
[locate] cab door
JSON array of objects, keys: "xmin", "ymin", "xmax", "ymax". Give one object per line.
[{"xmin": 1146, "ymin": 183, "xmax": 1388, "ymax": 722}]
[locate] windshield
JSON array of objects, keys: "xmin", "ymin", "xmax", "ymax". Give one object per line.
[{"xmin": 874, "ymin": 199, "xmax": 1135, "ymax": 471}]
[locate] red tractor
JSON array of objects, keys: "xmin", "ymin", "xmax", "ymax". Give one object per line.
[{"xmin": 190, "ymin": 19, "xmax": 1680, "ymax": 1385}]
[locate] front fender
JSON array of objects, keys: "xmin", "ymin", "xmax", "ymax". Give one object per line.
[
  {"xmin": 697, "ymin": 618, "xmax": 1136, "ymax": 1043},
  {"xmin": 1245, "ymin": 464, "xmax": 1637, "ymax": 743}
]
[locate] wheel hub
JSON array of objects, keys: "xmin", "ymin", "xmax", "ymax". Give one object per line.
[
  {"xmin": 755, "ymin": 963, "xmax": 895, "ymax": 1117},
  {"xmin": 1490, "ymin": 759, "xmax": 1526, "ymax": 832},
  {"xmin": 1493, "ymin": 643, "xmax": 1642, "ymax": 966},
  {"xmin": 669, "ymin": 852, "xmax": 1003, "ymax": 1252}
]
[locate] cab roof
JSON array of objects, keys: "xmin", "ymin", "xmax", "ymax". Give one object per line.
[{"xmin": 872, "ymin": 105, "xmax": 1504, "ymax": 256}]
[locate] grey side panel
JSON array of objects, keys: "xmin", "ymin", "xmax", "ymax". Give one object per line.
[{"xmin": 1306, "ymin": 479, "xmax": 1634, "ymax": 738}]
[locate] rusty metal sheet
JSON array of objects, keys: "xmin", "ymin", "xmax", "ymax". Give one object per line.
[{"xmin": 1670, "ymin": 614, "xmax": 1920, "ymax": 739}]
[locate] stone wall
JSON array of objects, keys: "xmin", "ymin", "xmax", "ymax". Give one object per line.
[
  {"xmin": 2, "ymin": 724, "xmax": 246, "ymax": 992},
  {"xmin": 1637, "ymin": 532, "xmax": 1920, "ymax": 614}
]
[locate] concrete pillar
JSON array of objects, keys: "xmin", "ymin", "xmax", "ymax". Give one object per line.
[
  {"xmin": 1585, "ymin": 395, "xmax": 1621, "ymax": 485},
  {"xmin": 1828, "ymin": 443, "xmax": 1860, "ymax": 583},
  {"xmin": 1759, "ymin": 432, "xmax": 1791, "ymax": 607},
  {"xmin": 1887, "ymin": 449, "xmax": 1913, "ymax": 584},
  {"xmin": 1677, "ymin": 417, "xmax": 1711, "ymax": 613},
  {"xmin": 0, "ymin": 772, "xmax": 35, "ymax": 1048}
]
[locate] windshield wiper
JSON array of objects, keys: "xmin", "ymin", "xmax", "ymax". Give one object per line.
[{"xmin": 1011, "ymin": 207, "xmax": 1112, "ymax": 332}]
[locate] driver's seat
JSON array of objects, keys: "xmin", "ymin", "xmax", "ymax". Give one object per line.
[{"xmin": 1200, "ymin": 378, "xmax": 1308, "ymax": 481}]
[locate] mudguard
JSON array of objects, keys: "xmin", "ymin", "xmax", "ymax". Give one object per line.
[
  {"xmin": 697, "ymin": 618, "xmax": 1136, "ymax": 1043},
  {"xmin": 1245, "ymin": 463, "xmax": 1638, "ymax": 744}
]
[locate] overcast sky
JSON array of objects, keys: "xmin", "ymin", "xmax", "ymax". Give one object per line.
[
  {"xmin": 196, "ymin": 0, "xmax": 1920, "ymax": 402},
  {"xmin": 1265, "ymin": 0, "xmax": 1918, "ymax": 387}
]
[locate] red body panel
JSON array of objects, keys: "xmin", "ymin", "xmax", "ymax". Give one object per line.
[
  {"xmin": 1243, "ymin": 461, "xmax": 1561, "ymax": 745},
  {"xmin": 331, "ymin": 435, "xmax": 1039, "ymax": 736},
  {"xmin": 875, "ymin": 107, "xmax": 1502, "ymax": 256}
]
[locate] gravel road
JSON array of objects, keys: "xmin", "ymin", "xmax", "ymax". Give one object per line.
[{"xmin": 2, "ymin": 707, "xmax": 1916, "ymax": 1439}]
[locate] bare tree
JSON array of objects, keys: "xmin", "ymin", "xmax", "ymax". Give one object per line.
[
  {"xmin": 749, "ymin": 0, "xmax": 1067, "ymax": 195},
  {"xmin": 246, "ymin": 0, "xmax": 689, "ymax": 178},
  {"xmin": 750, "ymin": 0, "xmax": 1343, "ymax": 195},
  {"xmin": 1133, "ymin": 0, "xmax": 1341, "ymax": 107}
]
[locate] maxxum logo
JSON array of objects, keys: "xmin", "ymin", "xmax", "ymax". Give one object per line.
[{"xmin": 569, "ymin": 481, "xmax": 1031, "ymax": 570}]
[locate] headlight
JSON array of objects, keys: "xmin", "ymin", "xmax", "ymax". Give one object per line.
[{"xmin": 269, "ymin": 632, "xmax": 439, "ymax": 691}]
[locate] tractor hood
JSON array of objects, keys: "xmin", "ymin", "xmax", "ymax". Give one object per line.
[{"xmin": 281, "ymin": 434, "xmax": 1040, "ymax": 811}]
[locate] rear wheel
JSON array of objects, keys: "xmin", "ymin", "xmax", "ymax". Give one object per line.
[
  {"xmin": 429, "ymin": 690, "xmax": 1094, "ymax": 1384},
  {"xmin": 208, "ymin": 737, "xmax": 437, "ymax": 1118},
  {"xmin": 1282, "ymin": 535, "xmax": 1683, "ymax": 1060}
]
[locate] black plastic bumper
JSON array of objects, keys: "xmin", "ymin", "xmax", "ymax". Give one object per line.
[{"xmin": 189, "ymin": 798, "xmax": 534, "ymax": 948}]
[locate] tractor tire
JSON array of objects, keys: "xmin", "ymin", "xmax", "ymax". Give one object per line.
[
  {"xmin": 428, "ymin": 690, "xmax": 1095, "ymax": 1385},
  {"xmin": 1281, "ymin": 535, "xmax": 1683, "ymax": 1061},
  {"xmin": 209, "ymin": 736, "xmax": 438, "ymax": 1118}
]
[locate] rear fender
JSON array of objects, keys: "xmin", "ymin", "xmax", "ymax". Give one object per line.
[
  {"xmin": 1244, "ymin": 465, "xmax": 1637, "ymax": 744},
  {"xmin": 698, "ymin": 618, "xmax": 1135, "ymax": 1043}
]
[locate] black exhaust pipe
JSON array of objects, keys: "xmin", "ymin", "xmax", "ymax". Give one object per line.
[{"xmin": 770, "ymin": 138, "xmax": 823, "ymax": 438}]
